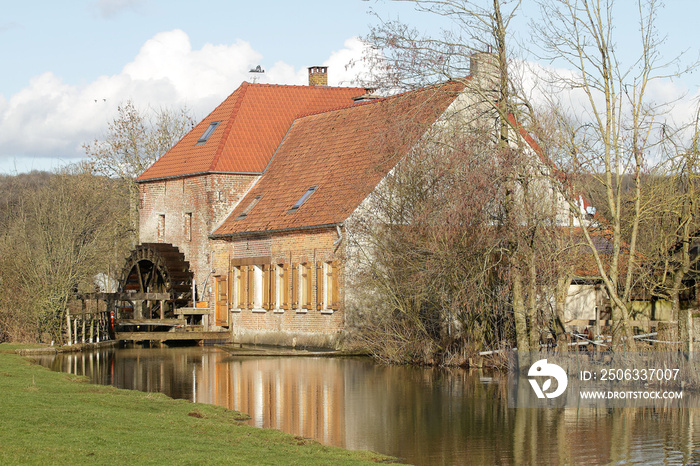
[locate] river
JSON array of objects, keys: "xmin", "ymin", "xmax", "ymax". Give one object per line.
[{"xmin": 35, "ymin": 346, "xmax": 700, "ymax": 465}]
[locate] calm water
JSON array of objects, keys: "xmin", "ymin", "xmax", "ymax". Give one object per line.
[{"xmin": 35, "ymin": 346, "xmax": 700, "ymax": 465}]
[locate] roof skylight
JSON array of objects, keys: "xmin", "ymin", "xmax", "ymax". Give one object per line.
[
  {"xmin": 288, "ymin": 186, "xmax": 317, "ymax": 213},
  {"xmin": 196, "ymin": 121, "xmax": 220, "ymax": 145},
  {"xmin": 235, "ymin": 195, "xmax": 263, "ymax": 220}
]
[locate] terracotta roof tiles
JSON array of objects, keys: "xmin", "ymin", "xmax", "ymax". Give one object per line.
[
  {"xmin": 212, "ymin": 81, "xmax": 466, "ymax": 236},
  {"xmin": 137, "ymin": 83, "xmax": 367, "ymax": 181}
]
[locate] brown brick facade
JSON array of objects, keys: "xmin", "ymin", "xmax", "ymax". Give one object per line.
[
  {"xmin": 138, "ymin": 173, "xmax": 259, "ymax": 295},
  {"xmin": 209, "ymin": 228, "xmax": 346, "ymax": 347}
]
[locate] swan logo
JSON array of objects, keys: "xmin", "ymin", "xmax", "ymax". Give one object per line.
[{"xmin": 528, "ymin": 359, "xmax": 568, "ymax": 399}]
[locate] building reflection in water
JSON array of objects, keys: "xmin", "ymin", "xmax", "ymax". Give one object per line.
[
  {"xmin": 35, "ymin": 347, "xmax": 700, "ymax": 465},
  {"xmin": 199, "ymin": 355, "xmax": 346, "ymax": 447}
]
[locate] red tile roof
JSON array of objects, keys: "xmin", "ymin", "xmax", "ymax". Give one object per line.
[
  {"xmin": 212, "ymin": 81, "xmax": 466, "ymax": 236},
  {"xmin": 137, "ymin": 83, "xmax": 367, "ymax": 181}
]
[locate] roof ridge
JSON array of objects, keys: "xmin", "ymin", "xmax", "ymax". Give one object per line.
[
  {"xmin": 243, "ymin": 81, "xmax": 366, "ymax": 91},
  {"xmin": 208, "ymin": 82, "xmax": 250, "ymax": 171},
  {"xmin": 293, "ymin": 78, "xmax": 469, "ymax": 121},
  {"xmin": 295, "ymin": 98, "xmax": 381, "ymax": 120}
]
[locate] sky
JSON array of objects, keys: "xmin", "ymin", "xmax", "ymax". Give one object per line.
[{"xmin": 1, "ymin": 0, "xmax": 699, "ymax": 174}]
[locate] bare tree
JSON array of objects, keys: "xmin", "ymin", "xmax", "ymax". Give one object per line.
[
  {"xmin": 532, "ymin": 0, "xmax": 695, "ymax": 347},
  {"xmin": 0, "ymin": 166, "xmax": 131, "ymax": 343},
  {"xmin": 83, "ymin": 101, "xmax": 195, "ymax": 240},
  {"xmin": 362, "ymin": 0, "xmax": 579, "ymax": 355},
  {"xmin": 347, "ymin": 128, "xmax": 516, "ymax": 364},
  {"xmin": 641, "ymin": 112, "xmax": 700, "ymax": 352}
]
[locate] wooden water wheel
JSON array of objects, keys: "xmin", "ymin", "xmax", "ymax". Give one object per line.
[{"xmin": 119, "ymin": 243, "xmax": 193, "ymax": 318}]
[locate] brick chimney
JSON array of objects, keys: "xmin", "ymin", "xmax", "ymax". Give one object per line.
[{"xmin": 308, "ymin": 66, "xmax": 328, "ymax": 86}]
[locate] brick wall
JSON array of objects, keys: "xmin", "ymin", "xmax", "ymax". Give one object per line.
[
  {"xmin": 210, "ymin": 227, "xmax": 347, "ymax": 347},
  {"xmin": 139, "ymin": 174, "xmax": 351, "ymax": 348},
  {"xmin": 138, "ymin": 173, "xmax": 259, "ymax": 298}
]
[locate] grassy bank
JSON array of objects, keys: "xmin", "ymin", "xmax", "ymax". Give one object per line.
[{"xmin": 0, "ymin": 344, "xmax": 394, "ymax": 465}]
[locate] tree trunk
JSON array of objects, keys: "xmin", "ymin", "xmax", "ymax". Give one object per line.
[
  {"xmin": 554, "ymin": 274, "xmax": 571, "ymax": 351},
  {"xmin": 527, "ymin": 251, "xmax": 539, "ymax": 351},
  {"xmin": 513, "ymin": 266, "xmax": 529, "ymax": 351}
]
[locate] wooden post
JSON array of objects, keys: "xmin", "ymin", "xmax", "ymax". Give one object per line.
[
  {"xmin": 160, "ymin": 300, "xmax": 165, "ymax": 320},
  {"xmin": 66, "ymin": 312, "xmax": 72, "ymax": 346},
  {"xmin": 90, "ymin": 315, "xmax": 95, "ymax": 343},
  {"xmin": 73, "ymin": 318, "xmax": 78, "ymax": 345},
  {"xmin": 81, "ymin": 316, "xmax": 86, "ymax": 343},
  {"xmin": 99, "ymin": 311, "xmax": 105, "ymax": 342}
]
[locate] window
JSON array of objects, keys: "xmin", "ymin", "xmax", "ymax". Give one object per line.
[
  {"xmin": 262, "ymin": 264, "xmax": 277, "ymax": 310},
  {"xmin": 235, "ymin": 265, "xmax": 248, "ymax": 309},
  {"xmin": 316, "ymin": 261, "xmax": 339, "ymax": 312},
  {"xmin": 262, "ymin": 264, "xmax": 271, "ymax": 310},
  {"xmin": 288, "ymin": 186, "xmax": 317, "ymax": 213},
  {"xmin": 291, "ymin": 263, "xmax": 299, "ymax": 309},
  {"xmin": 157, "ymin": 214, "xmax": 165, "ymax": 242},
  {"xmin": 279, "ymin": 264, "xmax": 290, "ymax": 311},
  {"xmin": 196, "ymin": 121, "xmax": 220, "ymax": 145},
  {"xmin": 252, "ymin": 265, "xmax": 263, "ymax": 310},
  {"xmin": 301, "ymin": 263, "xmax": 313, "ymax": 310},
  {"xmin": 234, "ymin": 265, "xmax": 256, "ymax": 310},
  {"xmin": 327, "ymin": 261, "xmax": 339, "ymax": 310},
  {"xmin": 271, "ymin": 264, "xmax": 285, "ymax": 312},
  {"xmin": 231, "ymin": 257, "xmax": 273, "ymax": 311},
  {"xmin": 315, "ymin": 262, "xmax": 324, "ymax": 311},
  {"xmin": 184, "ymin": 213, "xmax": 192, "ymax": 242},
  {"xmin": 236, "ymin": 195, "xmax": 263, "ymax": 220}
]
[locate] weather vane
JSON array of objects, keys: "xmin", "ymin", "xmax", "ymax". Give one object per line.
[{"xmin": 249, "ymin": 65, "xmax": 265, "ymax": 83}]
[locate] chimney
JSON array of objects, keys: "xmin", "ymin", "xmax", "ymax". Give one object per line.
[
  {"xmin": 308, "ymin": 66, "xmax": 328, "ymax": 86},
  {"xmin": 469, "ymin": 52, "xmax": 499, "ymax": 89}
]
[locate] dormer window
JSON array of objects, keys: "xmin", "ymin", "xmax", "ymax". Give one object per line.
[
  {"xmin": 288, "ymin": 186, "xmax": 316, "ymax": 213},
  {"xmin": 235, "ymin": 195, "xmax": 263, "ymax": 220},
  {"xmin": 196, "ymin": 121, "xmax": 220, "ymax": 145}
]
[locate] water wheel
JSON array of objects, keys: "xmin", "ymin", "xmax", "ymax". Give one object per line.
[{"xmin": 119, "ymin": 243, "xmax": 193, "ymax": 318}]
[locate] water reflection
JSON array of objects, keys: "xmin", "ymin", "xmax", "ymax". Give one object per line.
[{"xmin": 35, "ymin": 347, "xmax": 700, "ymax": 465}]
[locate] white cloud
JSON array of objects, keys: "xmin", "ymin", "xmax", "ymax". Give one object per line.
[
  {"xmin": 520, "ymin": 59, "xmax": 699, "ymax": 133},
  {"xmin": 324, "ymin": 37, "xmax": 374, "ymax": 87},
  {"xmin": 251, "ymin": 37, "xmax": 374, "ymax": 87},
  {"xmin": 0, "ymin": 31, "xmax": 376, "ymax": 173}
]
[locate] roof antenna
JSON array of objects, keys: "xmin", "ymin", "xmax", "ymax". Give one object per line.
[{"xmin": 249, "ymin": 65, "xmax": 265, "ymax": 83}]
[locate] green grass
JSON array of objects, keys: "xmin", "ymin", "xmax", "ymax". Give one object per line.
[{"xmin": 0, "ymin": 344, "xmax": 395, "ymax": 465}]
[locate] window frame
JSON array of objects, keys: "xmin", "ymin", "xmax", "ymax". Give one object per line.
[
  {"xmin": 184, "ymin": 212, "xmax": 192, "ymax": 242},
  {"xmin": 157, "ymin": 214, "xmax": 165, "ymax": 242},
  {"xmin": 195, "ymin": 121, "xmax": 220, "ymax": 145},
  {"xmin": 288, "ymin": 186, "xmax": 317, "ymax": 213},
  {"xmin": 235, "ymin": 195, "xmax": 263, "ymax": 221}
]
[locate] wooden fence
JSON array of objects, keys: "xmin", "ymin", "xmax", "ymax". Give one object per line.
[{"xmin": 66, "ymin": 297, "xmax": 113, "ymax": 345}]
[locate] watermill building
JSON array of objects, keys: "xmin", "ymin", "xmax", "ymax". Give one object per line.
[{"xmin": 129, "ymin": 59, "xmax": 605, "ymax": 347}]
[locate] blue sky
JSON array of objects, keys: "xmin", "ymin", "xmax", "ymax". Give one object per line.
[{"xmin": 1, "ymin": 0, "xmax": 698, "ymax": 174}]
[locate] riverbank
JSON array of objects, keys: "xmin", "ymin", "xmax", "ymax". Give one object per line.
[
  {"xmin": 217, "ymin": 343, "xmax": 370, "ymax": 357},
  {"xmin": 0, "ymin": 344, "xmax": 394, "ymax": 465}
]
